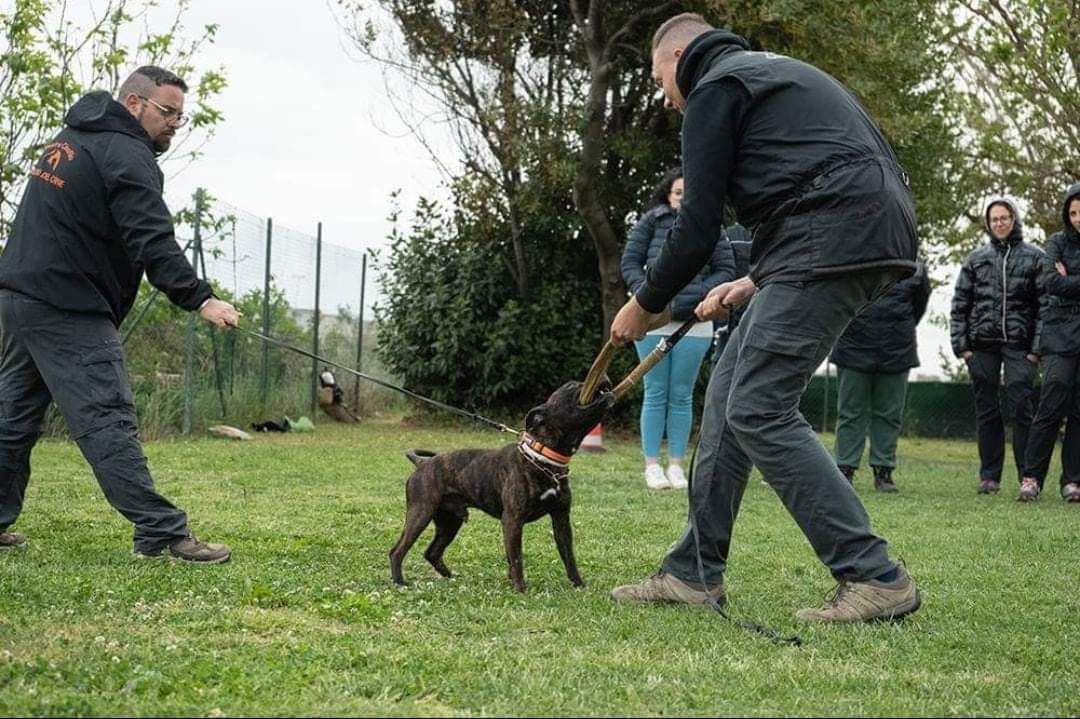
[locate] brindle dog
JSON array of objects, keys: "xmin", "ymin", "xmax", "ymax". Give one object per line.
[{"xmin": 389, "ymin": 379, "xmax": 613, "ymax": 592}]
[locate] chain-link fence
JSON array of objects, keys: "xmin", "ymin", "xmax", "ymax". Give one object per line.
[
  {"xmin": 115, "ymin": 188, "xmax": 391, "ymax": 439},
  {"xmin": 112, "ymin": 189, "xmax": 1023, "ymax": 443}
]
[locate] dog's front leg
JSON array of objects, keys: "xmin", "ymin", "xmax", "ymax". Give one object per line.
[
  {"xmin": 501, "ymin": 514, "xmax": 527, "ymax": 592},
  {"xmin": 550, "ymin": 509, "xmax": 584, "ymax": 587}
]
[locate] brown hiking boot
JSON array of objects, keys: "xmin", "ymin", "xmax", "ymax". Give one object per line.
[
  {"xmin": 838, "ymin": 465, "xmax": 856, "ymax": 484},
  {"xmin": 610, "ymin": 570, "xmax": 725, "ymax": 606},
  {"xmin": 796, "ymin": 565, "xmax": 921, "ymax": 623},
  {"xmin": 0, "ymin": 531, "xmax": 27, "ymax": 550},
  {"xmin": 137, "ymin": 534, "xmax": 231, "ymax": 564}
]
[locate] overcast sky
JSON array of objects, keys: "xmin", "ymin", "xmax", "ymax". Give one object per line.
[{"xmin": 156, "ymin": 0, "xmax": 453, "ymax": 311}]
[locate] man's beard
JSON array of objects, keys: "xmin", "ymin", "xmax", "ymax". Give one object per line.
[{"xmin": 152, "ymin": 135, "xmax": 171, "ymax": 153}]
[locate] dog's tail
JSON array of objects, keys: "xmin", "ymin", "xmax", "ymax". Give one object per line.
[{"xmin": 405, "ymin": 448, "xmax": 438, "ymax": 467}]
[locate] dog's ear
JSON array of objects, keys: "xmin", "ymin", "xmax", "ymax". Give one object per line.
[{"xmin": 525, "ymin": 406, "xmax": 545, "ymax": 432}]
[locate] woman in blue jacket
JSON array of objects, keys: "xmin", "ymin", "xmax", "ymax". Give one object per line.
[{"xmin": 621, "ymin": 168, "xmax": 735, "ymax": 490}]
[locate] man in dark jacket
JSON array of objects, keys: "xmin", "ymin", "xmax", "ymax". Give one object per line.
[
  {"xmin": 1021, "ymin": 182, "xmax": 1080, "ymax": 502},
  {"xmin": 950, "ymin": 199, "xmax": 1043, "ymax": 496},
  {"xmin": 609, "ymin": 13, "xmax": 921, "ymax": 624},
  {"xmin": 831, "ymin": 262, "xmax": 932, "ymax": 492},
  {"xmin": 0, "ymin": 66, "xmax": 239, "ymax": 561}
]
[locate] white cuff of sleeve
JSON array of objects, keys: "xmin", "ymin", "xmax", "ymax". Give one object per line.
[{"xmin": 198, "ymin": 297, "xmax": 213, "ymax": 310}]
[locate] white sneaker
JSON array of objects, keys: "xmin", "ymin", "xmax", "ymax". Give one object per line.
[
  {"xmin": 645, "ymin": 464, "xmax": 671, "ymax": 490},
  {"xmin": 666, "ymin": 464, "xmax": 688, "ymax": 489}
]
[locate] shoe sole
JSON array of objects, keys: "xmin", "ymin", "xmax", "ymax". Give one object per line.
[
  {"xmin": 135, "ymin": 552, "xmax": 230, "ymax": 565},
  {"xmin": 610, "ymin": 593, "xmax": 725, "ymax": 607},
  {"xmin": 170, "ymin": 553, "xmax": 231, "ymax": 565}
]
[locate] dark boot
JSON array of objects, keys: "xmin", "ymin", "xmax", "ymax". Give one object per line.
[
  {"xmin": 872, "ymin": 465, "xmax": 898, "ymax": 493},
  {"xmin": 838, "ymin": 464, "xmax": 857, "ymax": 484}
]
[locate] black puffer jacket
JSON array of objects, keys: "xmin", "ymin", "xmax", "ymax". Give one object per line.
[
  {"xmin": 950, "ymin": 199, "xmax": 1044, "ymax": 356},
  {"xmin": 0, "ymin": 91, "xmax": 211, "ymax": 326},
  {"xmin": 621, "ymin": 204, "xmax": 735, "ymax": 321},
  {"xmin": 1038, "ymin": 182, "xmax": 1080, "ymax": 356},
  {"xmin": 831, "ymin": 262, "xmax": 931, "ymax": 373}
]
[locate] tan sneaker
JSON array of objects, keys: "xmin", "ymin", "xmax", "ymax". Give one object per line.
[
  {"xmin": 610, "ymin": 570, "xmax": 725, "ymax": 606},
  {"xmin": 136, "ymin": 534, "xmax": 231, "ymax": 564},
  {"xmin": 0, "ymin": 531, "xmax": 27, "ymax": 550},
  {"xmin": 796, "ymin": 566, "xmax": 920, "ymax": 623}
]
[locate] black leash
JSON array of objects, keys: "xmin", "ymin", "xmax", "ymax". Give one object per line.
[
  {"xmin": 234, "ymin": 326, "xmax": 522, "ymax": 436},
  {"xmin": 686, "ymin": 443, "xmax": 804, "ymax": 646}
]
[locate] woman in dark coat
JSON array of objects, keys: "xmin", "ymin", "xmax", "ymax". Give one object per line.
[{"xmin": 1022, "ymin": 182, "xmax": 1080, "ymax": 502}]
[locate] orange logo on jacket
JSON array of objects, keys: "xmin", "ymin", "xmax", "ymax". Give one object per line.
[{"xmin": 31, "ymin": 142, "xmax": 75, "ymax": 189}]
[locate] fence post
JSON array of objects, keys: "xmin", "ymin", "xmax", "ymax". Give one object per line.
[
  {"xmin": 353, "ymin": 252, "xmax": 367, "ymax": 410},
  {"xmin": 183, "ymin": 189, "xmax": 203, "ymax": 436},
  {"xmin": 261, "ymin": 218, "xmax": 273, "ymax": 409},
  {"xmin": 310, "ymin": 222, "xmax": 323, "ymax": 416}
]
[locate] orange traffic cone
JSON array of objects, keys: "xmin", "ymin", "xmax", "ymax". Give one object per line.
[{"xmin": 580, "ymin": 423, "xmax": 606, "ymax": 452}]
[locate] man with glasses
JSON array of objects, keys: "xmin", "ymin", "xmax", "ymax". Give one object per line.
[
  {"xmin": 950, "ymin": 199, "xmax": 1044, "ymax": 496},
  {"xmin": 0, "ymin": 66, "xmax": 239, "ymax": 562}
]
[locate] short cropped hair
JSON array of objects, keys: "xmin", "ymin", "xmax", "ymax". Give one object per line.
[
  {"xmin": 117, "ymin": 65, "xmax": 188, "ymax": 100},
  {"xmin": 652, "ymin": 12, "xmax": 714, "ymax": 52}
]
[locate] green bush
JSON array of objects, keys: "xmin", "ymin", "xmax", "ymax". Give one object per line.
[{"xmin": 374, "ymin": 195, "xmax": 636, "ymax": 420}]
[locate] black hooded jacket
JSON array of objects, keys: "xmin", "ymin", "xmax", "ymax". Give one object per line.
[
  {"xmin": 635, "ymin": 30, "xmax": 918, "ymax": 314},
  {"xmin": 830, "ymin": 262, "xmax": 931, "ymax": 373},
  {"xmin": 950, "ymin": 199, "xmax": 1044, "ymax": 356},
  {"xmin": 1038, "ymin": 182, "xmax": 1080, "ymax": 356},
  {"xmin": 0, "ymin": 91, "xmax": 212, "ymax": 326}
]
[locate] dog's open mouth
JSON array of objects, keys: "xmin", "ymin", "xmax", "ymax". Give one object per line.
[{"xmin": 578, "ymin": 374, "xmax": 612, "ymax": 407}]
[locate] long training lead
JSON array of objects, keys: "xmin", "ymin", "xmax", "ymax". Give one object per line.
[{"xmin": 233, "ymin": 325, "xmax": 521, "ymax": 436}]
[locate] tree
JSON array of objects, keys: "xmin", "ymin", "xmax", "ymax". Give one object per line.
[
  {"xmin": 0, "ymin": 0, "xmax": 226, "ymax": 241},
  {"xmin": 341, "ymin": 1, "xmax": 686, "ymax": 329},
  {"xmin": 343, "ymin": 0, "xmax": 976, "ymax": 410},
  {"xmin": 941, "ymin": 0, "xmax": 1079, "ymax": 255}
]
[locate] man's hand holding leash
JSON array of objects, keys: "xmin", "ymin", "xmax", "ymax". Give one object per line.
[
  {"xmin": 199, "ymin": 298, "xmax": 242, "ymax": 329},
  {"xmin": 610, "ymin": 296, "xmax": 661, "ymax": 347}
]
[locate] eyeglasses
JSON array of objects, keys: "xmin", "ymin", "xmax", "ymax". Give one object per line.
[
  {"xmin": 137, "ymin": 95, "xmax": 189, "ymax": 127},
  {"xmin": 989, "ymin": 217, "xmax": 1012, "ymax": 225}
]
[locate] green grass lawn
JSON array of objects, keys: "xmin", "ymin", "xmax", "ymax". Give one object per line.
[{"xmin": 1, "ymin": 419, "xmax": 1078, "ymax": 716}]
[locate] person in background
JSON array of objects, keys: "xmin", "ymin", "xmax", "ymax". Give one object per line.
[
  {"xmin": 831, "ymin": 261, "xmax": 931, "ymax": 492},
  {"xmin": 621, "ymin": 167, "xmax": 735, "ymax": 490},
  {"xmin": 950, "ymin": 198, "xmax": 1044, "ymax": 496},
  {"xmin": 1021, "ymin": 182, "xmax": 1080, "ymax": 502}
]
